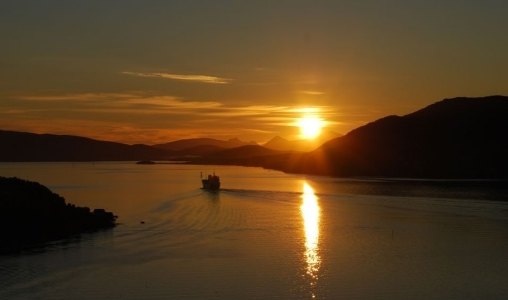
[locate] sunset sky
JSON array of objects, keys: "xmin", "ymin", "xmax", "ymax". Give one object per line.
[{"xmin": 1, "ymin": 1, "xmax": 507, "ymax": 144}]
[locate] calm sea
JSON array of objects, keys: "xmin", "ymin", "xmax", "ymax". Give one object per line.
[{"xmin": 1, "ymin": 162, "xmax": 508, "ymax": 300}]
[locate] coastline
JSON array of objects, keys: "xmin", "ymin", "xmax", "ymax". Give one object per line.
[{"xmin": 0, "ymin": 176, "xmax": 117, "ymax": 255}]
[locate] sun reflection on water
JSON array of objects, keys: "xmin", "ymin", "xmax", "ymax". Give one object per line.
[{"xmin": 301, "ymin": 182, "xmax": 321, "ymax": 297}]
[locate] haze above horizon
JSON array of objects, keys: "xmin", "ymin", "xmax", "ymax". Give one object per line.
[{"xmin": 1, "ymin": 1, "xmax": 507, "ymax": 144}]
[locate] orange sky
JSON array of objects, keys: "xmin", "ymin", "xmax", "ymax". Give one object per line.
[{"xmin": 1, "ymin": 1, "xmax": 507, "ymax": 144}]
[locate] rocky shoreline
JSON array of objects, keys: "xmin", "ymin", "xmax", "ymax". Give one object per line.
[{"xmin": 0, "ymin": 177, "xmax": 117, "ymax": 254}]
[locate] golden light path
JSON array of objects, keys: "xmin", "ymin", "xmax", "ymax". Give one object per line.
[{"xmin": 301, "ymin": 182, "xmax": 321, "ymax": 298}]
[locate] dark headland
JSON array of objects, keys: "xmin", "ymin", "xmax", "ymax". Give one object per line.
[{"xmin": 0, "ymin": 177, "xmax": 117, "ymax": 254}]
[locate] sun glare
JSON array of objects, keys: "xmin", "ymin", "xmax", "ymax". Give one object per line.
[{"xmin": 298, "ymin": 115, "xmax": 324, "ymax": 139}]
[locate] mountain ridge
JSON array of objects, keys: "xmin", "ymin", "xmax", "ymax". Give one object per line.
[
  {"xmin": 296, "ymin": 95, "xmax": 508, "ymax": 178},
  {"xmin": 2, "ymin": 96, "xmax": 507, "ymax": 178},
  {"xmin": 0, "ymin": 130, "xmax": 172, "ymax": 161},
  {"xmin": 192, "ymin": 96, "xmax": 508, "ymax": 178},
  {"xmin": 153, "ymin": 137, "xmax": 256, "ymax": 152}
]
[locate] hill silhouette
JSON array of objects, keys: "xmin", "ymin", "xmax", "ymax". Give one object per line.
[
  {"xmin": 263, "ymin": 136, "xmax": 312, "ymax": 151},
  {"xmin": 192, "ymin": 96, "xmax": 508, "ymax": 178},
  {"xmin": 192, "ymin": 147, "xmax": 299, "ymax": 169},
  {"xmin": 263, "ymin": 136, "xmax": 289, "ymax": 150},
  {"xmin": 209, "ymin": 145, "xmax": 282, "ymax": 159},
  {"xmin": 153, "ymin": 138, "xmax": 256, "ymax": 152},
  {"xmin": 0, "ymin": 131, "xmax": 263, "ymax": 162},
  {"xmin": 2, "ymin": 96, "xmax": 507, "ymax": 178},
  {"xmin": 174, "ymin": 144, "xmax": 226, "ymax": 156},
  {"xmin": 260, "ymin": 96, "xmax": 508, "ymax": 178},
  {"xmin": 263, "ymin": 130, "xmax": 340, "ymax": 152},
  {"xmin": 0, "ymin": 130, "xmax": 173, "ymax": 161}
]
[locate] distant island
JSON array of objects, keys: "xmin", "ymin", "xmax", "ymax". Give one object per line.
[
  {"xmin": 136, "ymin": 160, "xmax": 157, "ymax": 165},
  {"xmin": 1, "ymin": 96, "xmax": 507, "ymax": 179},
  {"xmin": 0, "ymin": 177, "xmax": 117, "ymax": 254}
]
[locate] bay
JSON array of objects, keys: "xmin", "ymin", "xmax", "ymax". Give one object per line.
[{"xmin": 1, "ymin": 162, "xmax": 508, "ymax": 300}]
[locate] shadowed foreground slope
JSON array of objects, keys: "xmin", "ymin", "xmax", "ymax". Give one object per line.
[{"xmin": 0, "ymin": 177, "xmax": 117, "ymax": 254}]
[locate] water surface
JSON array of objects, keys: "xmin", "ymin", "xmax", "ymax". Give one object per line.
[{"xmin": 1, "ymin": 162, "xmax": 508, "ymax": 299}]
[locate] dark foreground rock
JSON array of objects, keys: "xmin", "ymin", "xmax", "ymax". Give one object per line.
[{"xmin": 0, "ymin": 177, "xmax": 117, "ymax": 254}]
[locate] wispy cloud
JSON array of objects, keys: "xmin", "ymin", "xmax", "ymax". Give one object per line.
[
  {"xmin": 6, "ymin": 92, "xmax": 349, "ymax": 143},
  {"xmin": 124, "ymin": 96, "xmax": 222, "ymax": 109},
  {"xmin": 12, "ymin": 93, "xmax": 337, "ymax": 119},
  {"xmin": 18, "ymin": 93, "xmax": 135, "ymax": 102},
  {"xmin": 15, "ymin": 93, "xmax": 222, "ymax": 112},
  {"xmin": 298, "ymin": 90, "xmax": 325, "ymax": 96},
  {"xmin": 122, "ymin": 71, "xmax": 232, "ymax": 84},
  {"xmin": 206, "ymin": 105, "xmax": 290, "ymax": 117}
]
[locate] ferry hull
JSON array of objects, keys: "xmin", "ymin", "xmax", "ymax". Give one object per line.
[{"xmin": 202, "ymin": 179, "xmax": 220, "ymax": 190}]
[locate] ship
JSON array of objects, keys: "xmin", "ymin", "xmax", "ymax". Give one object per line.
[{"xmin": 201, "ymin": 172, "xmax": 221, "ymax": 191}]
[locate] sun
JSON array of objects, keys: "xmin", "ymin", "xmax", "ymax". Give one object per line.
[{"xmin": 298, "ymin": 115, "xmax": 324, "ymax": 139}]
